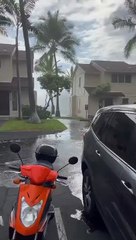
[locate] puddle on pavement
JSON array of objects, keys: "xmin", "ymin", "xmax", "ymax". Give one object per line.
[{"xmin": 0, "ymin": 170, "xmax": 19, "ymax": 188}]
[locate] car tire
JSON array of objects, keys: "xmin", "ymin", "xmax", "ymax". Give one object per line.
[{"xmin": 82, "ymin": 169, "xmax": 100, "ymax": 223}]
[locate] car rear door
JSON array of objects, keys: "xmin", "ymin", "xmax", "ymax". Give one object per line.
[
  {"xmin": 92, "ymin": 112, "xmax": 132, "ymax": 240},
  {"xmin": 117, "ymin": 112, "xmax": 136, "ymax": 240}
]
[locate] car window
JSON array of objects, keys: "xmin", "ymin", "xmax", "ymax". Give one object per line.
[
  {"xmin": 92, "ymin": 112, "xmax": 112, "ymax": 140},
  {"xmin": 102, "ymin": 112, "xmax": 136, "ymax": 170}
]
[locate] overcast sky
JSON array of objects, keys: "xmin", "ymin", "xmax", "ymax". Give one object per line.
[{"xmin": 0, "ymin": 0, "xmax": 136, "ymax": 107}]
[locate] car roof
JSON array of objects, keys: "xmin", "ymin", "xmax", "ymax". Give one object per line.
[{"xmin": 97, "ymin": 104, "xmax": 136, "ymax": 115}]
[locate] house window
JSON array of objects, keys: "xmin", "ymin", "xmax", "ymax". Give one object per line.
[
  {"xmin": 12, "ymin": 91, "xmax": 17, "ymax": 111},
  {"xmin": 125, "ymin": 74, "xmax": 131, "ymax": 83},
  {"xmin": 111, "ymin": 74, "xmax": 118, "ymax": 83},
  {"xmin": 122, "ymin": 98, "xmax": 129, "ymax": 104},
  {"xmin": 78, "ymin": 99, "xmax": 81, "ymax": 111},
  {"xmin": 111, "ymin": 73, "xmax": 132, "ymax": 83},
  {"xmin": 119, "ymin": 74, "xmax": 124, "ymax": 83},
  {"xmin": 104, "ymin": 98, "xmax": 113, "ymax": 106},
  {"xmin": 79, "ymin": 77, "xmax": 81, "ymax": 87}
]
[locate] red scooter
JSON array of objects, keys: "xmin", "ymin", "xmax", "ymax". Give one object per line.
[{"xmin": 8, "ymin": 143, "xmax": 78, "ymax": 240}]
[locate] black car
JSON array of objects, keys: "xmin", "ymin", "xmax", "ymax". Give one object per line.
[{"xmin": 82, "ymin": 105, "xmax": 136, "ymax": 240}]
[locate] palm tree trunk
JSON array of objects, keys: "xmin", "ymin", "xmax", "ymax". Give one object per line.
[
  {"xmin": 16, "ymin": 23, "xmax": 22, "ymax": 119},
  {"xmin": 54, "ymin": 52, "xmax": 60, "ymax": 117},
  {"xmin": 49, "ymin": 91, "xmax": 55, "ymax": 115},
  {"xmin": 19, "ymin": 0, "xmax": 40, "ymax": 123}
]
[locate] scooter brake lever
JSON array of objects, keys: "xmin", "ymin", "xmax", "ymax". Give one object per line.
[{"xmin": 56, "ymin": 179, "xmax": 68, "ymax": 187}]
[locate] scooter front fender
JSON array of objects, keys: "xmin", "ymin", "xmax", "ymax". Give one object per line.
[{"xmin": 12, "ymin": 184, "xmax": 52, "ymax": 236}]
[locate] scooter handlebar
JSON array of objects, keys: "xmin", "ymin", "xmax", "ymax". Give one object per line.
[
  {"xmin": 8, "ymin": 165, "xmax": 20, "ymax": 172},
  {"xmin": 57, "ymin": 175, "xmax": 67, "ymax": 180}
]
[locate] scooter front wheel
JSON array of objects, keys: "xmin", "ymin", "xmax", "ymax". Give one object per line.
[{"xmin": 9, "ymin": 227, "xmax": 43, "ymax": 240}]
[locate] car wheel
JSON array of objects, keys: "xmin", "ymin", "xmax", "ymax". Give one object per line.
[{"xmin": 82, "ymin": 169, "xmax": 99, "ymax": 222}]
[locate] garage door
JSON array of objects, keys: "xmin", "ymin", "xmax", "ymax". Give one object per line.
[{"xmin": 0, "ymin": 91, "xmax": 9, "ymax": 115}]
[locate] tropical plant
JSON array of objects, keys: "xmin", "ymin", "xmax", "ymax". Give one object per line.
[
  {"xmin": 91, "ymin": 83, "xmax": 111, "ymax": 97},
  {"xmin": 112, "ymin": 0, "xmax": 136, "ymax": 57},
  {"xmin": 34, "ymin": 10, "xmax": 79, "ymax": 117}
]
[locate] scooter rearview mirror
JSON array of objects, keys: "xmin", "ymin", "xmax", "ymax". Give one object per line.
[
  {"xmin": 10, "ymin": 143, "xmax": 21, "ymax": 153},
  {"xmin": 68, "ymin": 157, "xmax": 78, "ymax": 165}
]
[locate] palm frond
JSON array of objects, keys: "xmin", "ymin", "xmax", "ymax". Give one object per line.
[
  {"xmin": 0, "ymin": 15, "xmax": 12, "ymax": 26},
  {"xmin": 112, "ymin": 17, "xmax": 136, "ymax": 30},
  {"xmin": 60, "ymin": 50, "xmax": 76, "ymax": 63},
  {"xmin": 34, "ymin": 10, "xmax": 79, "ymax": 64},
  {"xmin": 125, "ymin": 0, "xmax": 136, "ymax": 15},
  {"xmin": 124, "ymin": 34, "xmax": 136, "ymax": 57},
  {"xmin": 24, "ymin": 0, "xmax": 38, "ymax": 16},
  {"xmin": 1, "ymin": 0, "xmax": 19, "ymax": 19}
]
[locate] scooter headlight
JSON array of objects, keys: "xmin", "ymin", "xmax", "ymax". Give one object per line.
[{"xmin": 21, "ymin": 197, "xmax": 43, "ymax": 227}]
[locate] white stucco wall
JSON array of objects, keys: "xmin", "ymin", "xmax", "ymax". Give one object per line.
[
  {"xmin": 0, "ymin": 56, "xmax": 13, "ymax": 82},
  {"xmin": 13, "ymin": 60, "xmax": 27, "ymax": 78},
  {"xmin": 88, "ymin": 96, "xmax": 99, "ymax": 117},
  {"xmin": 102, "ymin": 73, "xmax": 136, "ymax": 103},
  {"xmin": 72, "ymin": 66, "xmax": 88, "ymax": 118}
]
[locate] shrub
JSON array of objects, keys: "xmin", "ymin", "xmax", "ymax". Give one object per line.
[{"xmin": 22, "ymin": 105, "xmax": 51, "ymax": 119}]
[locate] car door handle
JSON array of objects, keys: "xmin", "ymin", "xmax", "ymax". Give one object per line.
[
  {"xmin": 121, "ymin": 180, "xmax": 134, "ymax": 195},
  {"xmin": 95, "ymin": 150, "xmax": 101, "ymax": 157}
]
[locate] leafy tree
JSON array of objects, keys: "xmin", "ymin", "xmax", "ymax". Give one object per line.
[
  {"xmin": 35, "ymin": 54, "xmax": 56, "ymax": 114},
  {"xmin": 91, "ymin": 83, "xmax": 111, "ymax": 97},
  {"xmin": 112, "ymin": 0, "xmax": 136, "ymax": 57},
  {"xmin": 34, "ymin": 11, "xmax": 79, "ymax": 117},
  {"xmin": 36, "ymin": 54, "xmax": 70, "ymax": 113}
]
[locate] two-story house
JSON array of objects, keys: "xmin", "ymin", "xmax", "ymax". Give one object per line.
[
  {"xmin": 0, "ymin": 43, "xmax": 34, "ymax": 118},
  {"xmin": 72, "ymin": 60, "xmax": 136, "ymax": 119}
]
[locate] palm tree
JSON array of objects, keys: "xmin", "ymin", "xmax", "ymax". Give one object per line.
[
  {"xmin": 34, "ymin": 11, "xmax": 79, "ymax": 117},
  {"xmin": 112, "ymin": 0, "xmax": 136, "ymax": 57},
  {"xmin": 19, "ymin": 0, "xmax": 40, "ymax": 123}
]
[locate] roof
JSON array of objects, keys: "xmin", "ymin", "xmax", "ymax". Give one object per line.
[
  {"xmin": 0, "ymin": 44, "xmax": 33, "ymax": 60},
  {"xmin": 97, "ymin": 104, "xmax": 136, "ymax": 115},
  {"xmin": 0, "ymin": 44, "xmax": 15, "ymax": 55},
  {"xmin": 78, "ymin": 63, "xmax": 100, "ymax": 74},
  {"xmin": 92, "ymin": 60, "xmax": 136, "ymax": 73}
]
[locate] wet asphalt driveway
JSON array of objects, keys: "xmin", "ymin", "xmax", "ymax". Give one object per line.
[{"xmin": 0, "ymin": 119, "xmax": 111, "ymax": 240}]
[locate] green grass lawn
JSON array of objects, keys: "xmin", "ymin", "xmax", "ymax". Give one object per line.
[{"xmin": 0, "ymin": 119, "xmax": 67, "ymax": 132}]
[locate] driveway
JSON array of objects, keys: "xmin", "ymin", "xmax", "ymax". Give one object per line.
[{"xmin": 0, "ymin": 119, "xmax": 111, "ymax": 240}]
